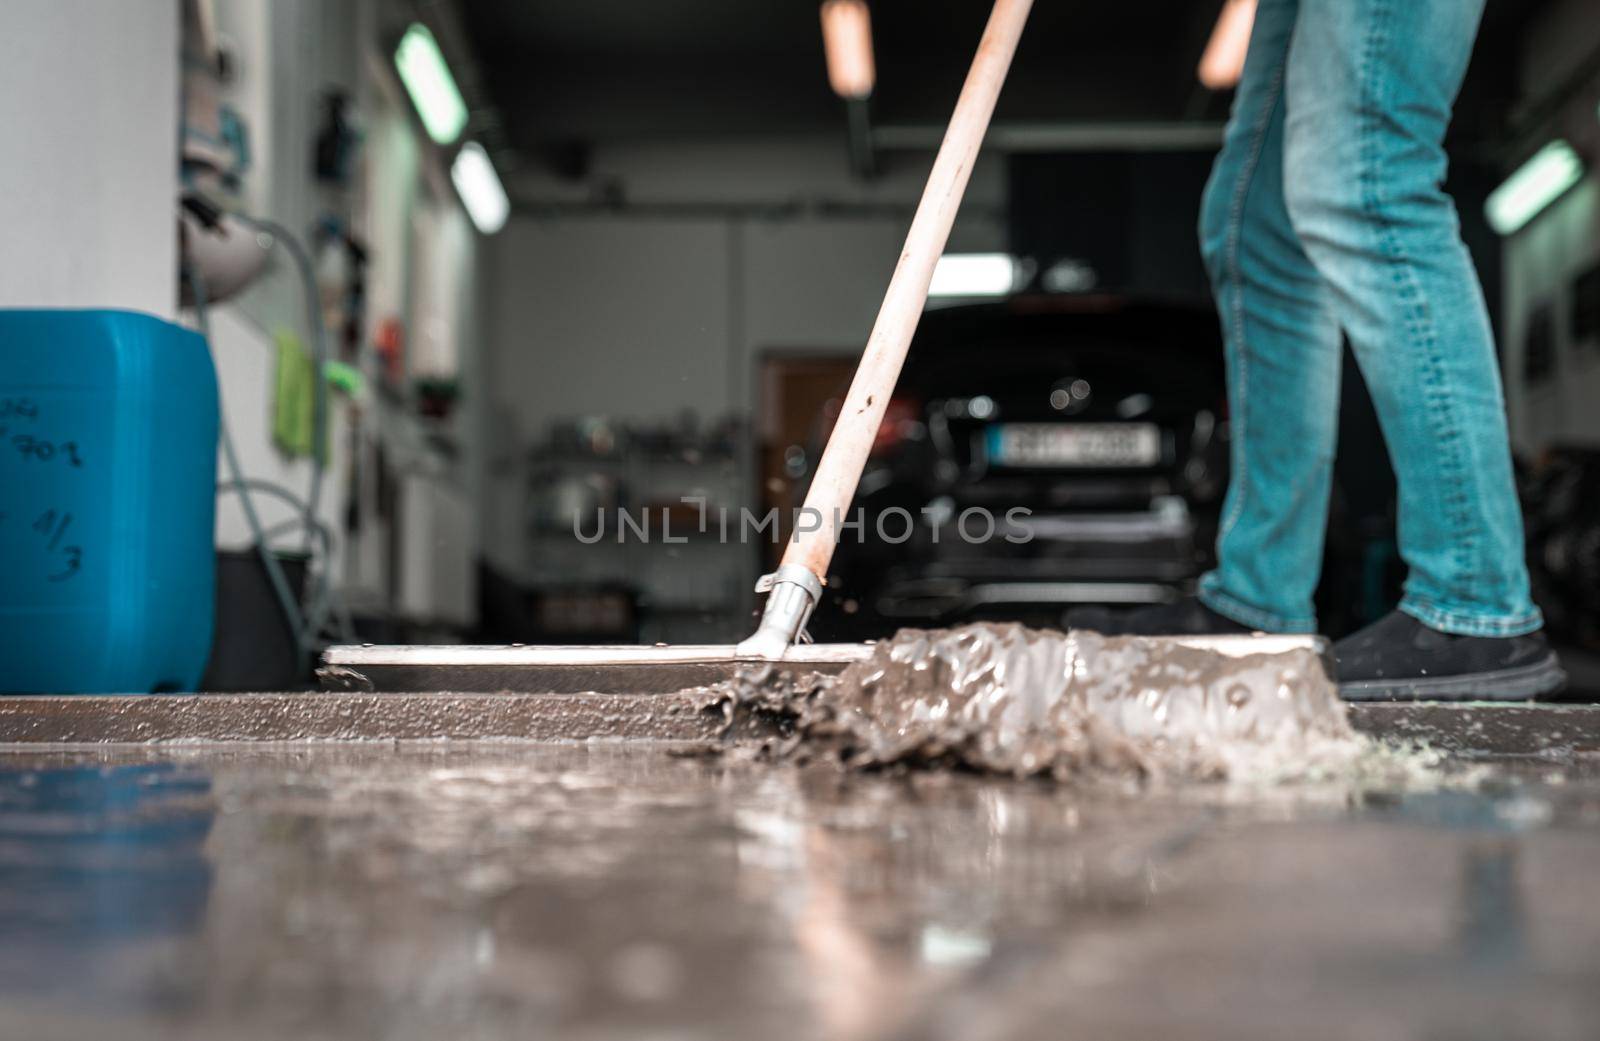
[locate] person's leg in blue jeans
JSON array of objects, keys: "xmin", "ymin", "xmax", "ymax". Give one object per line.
[
  {"xmin": 1111, "ymin": 0, "xmax": 1344, "ymax": 636},
  {"xmin": 1279, "ymin": 0, "xmax": 1560, "ymax": 698},
  {"xmin": 1282, "ymin": 0, "xmax": 1536, "ymax": 636},
  {"xmin": 1194, "ymin": 0, "xmax": 1342, "ymax": 635},
  {"xmin": 1103, "ymin": 0, "xmax": 1564, "ymax": 699},
  {"xmin": 1091, "ymin": 0, "xmax": 1340, "ymax": 640}
]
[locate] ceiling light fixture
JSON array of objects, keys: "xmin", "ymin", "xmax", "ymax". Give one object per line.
[
  {"xmin": 927, "ymin": 254, "xmax": 1018, "ymax": 299},
  {"xmin": 821, "ymin": 0, "xmax": 875, "ymax": 99},
  {"xmin": 452, "ymin": 142, "xmax": 509, "ymax": 234},
  {"xmin": 1197, "ymin": 0, "xmax": 1257, "ymax": 90},
  {"xmin": 395, "ymin": 23, "xmax": 468, "ymax": 146},
  {"xmin": 1485, "ymin": 140, "xmax": 1585, "ymax": 236}
]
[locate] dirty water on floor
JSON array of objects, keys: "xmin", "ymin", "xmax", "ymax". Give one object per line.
[
  {"xmin": 0, "ymin": 742, "xmax": 1598, "ymax": 1041},
  {"xmin": 704, "ymin": 623, "xmax": 1373, "ymax": 785}
]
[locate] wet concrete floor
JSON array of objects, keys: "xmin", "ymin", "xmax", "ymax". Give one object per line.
[{"xmin": 1, "ymin": 742, "xmax": 1598, "ymax": 1041}]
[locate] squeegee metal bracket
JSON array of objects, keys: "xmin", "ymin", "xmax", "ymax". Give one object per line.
[{"xmin": 734, "ymin": 563, "xmax": 824, "ymax": 660}]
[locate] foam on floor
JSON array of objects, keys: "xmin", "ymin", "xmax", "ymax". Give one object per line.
[{"xmin": 704, "ymin": 622, "xmax": 1373, "ymax": 784}]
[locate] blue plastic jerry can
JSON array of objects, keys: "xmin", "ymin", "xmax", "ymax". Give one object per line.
[{"xmin": 0, "ymin": 310, "xmax": 219, "ymax": 693}]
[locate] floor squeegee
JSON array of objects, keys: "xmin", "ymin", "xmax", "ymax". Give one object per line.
[{"xmin": 323, "ymin": 0, "xmax": 1332, "ymax": 695}]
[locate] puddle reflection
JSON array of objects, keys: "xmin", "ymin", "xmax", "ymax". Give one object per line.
[
  {"xmin": 0, "ymin": 761, "xmax": 214, "ymax": 1001},
  {"xmin": 0, "ymin": 745, "xmax": 1592, "ymax": 1040}
]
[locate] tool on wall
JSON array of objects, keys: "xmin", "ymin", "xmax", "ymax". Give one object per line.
[{"xmin": 177, "ymin": 0, "xmax": 358, "ymax": 685}]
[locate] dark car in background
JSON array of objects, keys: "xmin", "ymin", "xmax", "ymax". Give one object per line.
[{"xmin": 802, "ymin": 295, "xmax": 1230, "ymax": 641}]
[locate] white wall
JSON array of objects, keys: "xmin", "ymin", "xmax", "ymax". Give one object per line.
[
  {"xmin": 1500, "ymin": 0, "xmax": 1600, "ymax": 452},
  {"xmin": 0, "ymin": 0, "xmax": 485, "ymax": 627},
  {"xmin": 481, "ymin": 136, "xmax": 1008, "ymax": 572},
  {"xmin": 205, "ymin": 0, "xmax": 485, "ymax": 626},
  {"xmin": 486, "ymin": 217, "xmax": 737, "ymax": 422},
  {"xmin": 395, "ymin": 192, "xmax": 483, "ymax": 627},
  {"xmin": 487, "ymin": 135, "xmax": 1008, "ymax": 423},
  {"xmin": 204, "ymin": 0, "xmax": 371, "ymax": 565},
  {"xmin": 0, "ymin": 1, "xmax": 178, "ymax": 315},
  {"xmin": 1503, "ymin": 179, "xmax": 1600, "ymax": 451}
]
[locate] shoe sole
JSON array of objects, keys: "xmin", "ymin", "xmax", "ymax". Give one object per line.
[{"xmin": 1338, "ymin": 653, "xmax": 1568, "ymax": 703}]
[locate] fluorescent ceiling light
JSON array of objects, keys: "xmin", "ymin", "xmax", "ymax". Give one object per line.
[
  {"xmin": 928, "ymin": 253, "xmax": 1018, "ymax": 298},
  {"xmin": 820, "ymin": 0, "xmax": 875, "ymax": 99},
  {"xmin": 1485, "ymin": 140, "xmax": 1585, "ymax": 236},
  {"xmin": 452, "ymin": 142, "xmax": 509, "ymax": 234},
  {"xmin": 395, "ymin": 23, "xmax": 468, "ymax": 145},
  {"xmin": 1197, "ymin": 0, "xmax": 1257, "ymax": 90}
]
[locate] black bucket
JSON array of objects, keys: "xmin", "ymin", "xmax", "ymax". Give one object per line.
[{"xmin": 201, "ymin": 549, "xmax": 311, "ymax": 691}]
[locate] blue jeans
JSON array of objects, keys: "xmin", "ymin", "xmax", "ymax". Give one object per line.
[{"xmin": 1195, "ymin": 0, "xmax": 1541, "ymax": 638}]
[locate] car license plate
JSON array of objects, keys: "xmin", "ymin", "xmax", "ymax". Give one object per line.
[{"xmin": 986, "ymin": 423, "xmax": 1162, "ymax": 468}]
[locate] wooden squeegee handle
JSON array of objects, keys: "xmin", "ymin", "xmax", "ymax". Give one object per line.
[{"xmin": 782, "ymin": 0, "xmax": 1033, "ymax": 582}]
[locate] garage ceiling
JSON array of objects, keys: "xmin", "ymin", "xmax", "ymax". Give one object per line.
[{"xmin": 456, "ymin": 0, "xmax": 1559, "ymax": 158}]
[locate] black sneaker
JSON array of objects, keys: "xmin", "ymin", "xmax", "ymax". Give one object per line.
[
  {"xmin": 1334, "ymin": 610, "xmax": 1566, "ymax": 702},
  {"xmin": 1066, "ymin": 596, "xmax": 1254, "ymax": 637}
]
